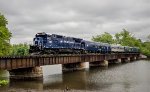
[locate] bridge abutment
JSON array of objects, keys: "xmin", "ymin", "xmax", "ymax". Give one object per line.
[{"xmin": 9, "ymin": 67, "xmax": 43, "ymax": 80}]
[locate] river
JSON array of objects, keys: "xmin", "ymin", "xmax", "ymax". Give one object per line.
[{"xmin": 0, "ymin": 60, "xmax": 150, "ymax": 92}]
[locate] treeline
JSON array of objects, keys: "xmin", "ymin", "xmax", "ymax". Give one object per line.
[{"xmin": 92, "ymin": 29, "xmax": 150, "ymax": 57}]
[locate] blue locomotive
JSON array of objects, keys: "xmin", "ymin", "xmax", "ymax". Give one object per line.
[
  {"xmin": 29, "ymin": 32, "xmax": 140, "ymax": 55},
  {"xmin": 29, "ymin": 32, "xmax": 84, "ymax": 54}
]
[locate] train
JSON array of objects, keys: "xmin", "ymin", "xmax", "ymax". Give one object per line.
[{"xmin": 29, "ymin": 32, "xmax": 140, "ymax": 55}]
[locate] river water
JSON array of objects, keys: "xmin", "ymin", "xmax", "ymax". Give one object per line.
[{"xmin": 0, "ymin": 60, "xmax": 150, "ymax": 92}]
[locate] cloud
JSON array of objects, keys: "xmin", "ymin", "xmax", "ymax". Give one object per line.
[{"xmin": 0, "ymin": 0, "xmax": 150, "ymax": 44}]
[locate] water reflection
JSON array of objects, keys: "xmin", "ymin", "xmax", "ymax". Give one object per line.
[
  {"xmin": 1, "ymin": 60, "xmax": 150, "ymax": 92},
  {"xmin": 43, "ymin": 70, "xmax": 89, "ymax": 90},
  {"xmin": 9, "ymin": 80, "xmax": 43, "ymax": 90}
]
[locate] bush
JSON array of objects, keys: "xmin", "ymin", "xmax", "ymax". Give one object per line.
[{"xmin": 0, "ymin": 80, "xmax": 9, "ymax": 86}]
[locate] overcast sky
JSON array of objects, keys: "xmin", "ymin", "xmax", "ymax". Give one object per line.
[{"xmin": 0, "ymin": 0, "xmax": 150, "ymax": 44}]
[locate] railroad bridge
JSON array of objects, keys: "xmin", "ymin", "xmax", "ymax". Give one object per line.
[{"xmin": 0, "ymin": 53, "xmax": 140, "ymax": 79}]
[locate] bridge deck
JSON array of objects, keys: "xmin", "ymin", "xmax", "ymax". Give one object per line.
[{"xmin": 0, "ymin": 53, "xmax": 139, "ymax": 70}]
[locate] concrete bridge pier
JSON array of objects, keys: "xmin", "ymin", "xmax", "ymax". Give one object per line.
[
  {"xmin": 100, "ymin": 60, "xmax": 108, "ymax": 67},
  {"xmin": 62, "ymin": 62, "xmax": 89, "ymax": 71},
  {"xmin": 123, "ymin": 57, "xmax": 131, "ymax": 63},
  {"xmin": 137, "ymin": 56, "xmax": 141, "ymax": 60},
  {"xmin": 80, "ymin": 62, "xmax": 89, "ymax": 69},
  {"xmin": 90, "ymin": 60, "xmax": 108, "ymax": 67},
  {"xmin": 114, "ymin": 58, "xmax": 122, "ymax": 63},
  {"xmin": 9, "ymin": 66, "xmax": 43, "ymax": 80},
  {"xmin": 134, "ymin": 57, "xmax": 137, "ymax": 60},
  {"xmin": 130, "ymin": 57, "xmax": 137, "ymax": 61}
]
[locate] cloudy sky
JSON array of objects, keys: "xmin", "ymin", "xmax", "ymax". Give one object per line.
[{"xmin": 0, "ymin": 0, "xmax": 150, "ymax": 44}]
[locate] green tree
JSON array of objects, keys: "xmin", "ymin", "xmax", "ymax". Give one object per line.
[
  {"xmin": 114, "ymin": 29, "xmax": 142, "ymax": 47},
  {"xmin": 92, "ymin": 32, "xmax": 114, "ymax": 44},
  {"xmin": 0, "ymin": 13, "xmax": 12, "ymax": 56},
  {"xmin": 10, "ymin": 43, "xmax": 29, "ymax": 56},
  {"xmin": 115, "ymin": 29, "xmax": 133, "ymax": 45},
  {"xmin": 141, "ymin": 42, "xmax": 150, "ymax": 57}
]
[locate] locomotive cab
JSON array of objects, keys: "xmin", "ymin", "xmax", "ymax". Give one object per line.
[
  {"xmin": 33, "ymin": 37, "xmax": 43, "ymax": 46},
  {"xmin": 29, "ymin": 32, "xmax": 48, "ymax": 54},
  {"xmin": 34, "ymin": 32, "xmax": 48, "ymax": 47}
]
